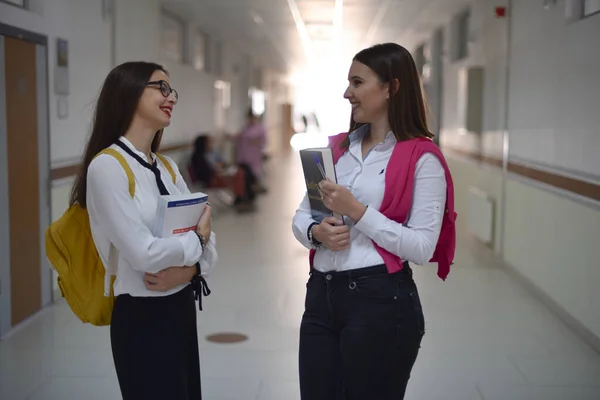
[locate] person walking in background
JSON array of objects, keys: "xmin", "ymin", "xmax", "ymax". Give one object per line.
[
  {"xmin": 292, "ymin": 43, "xmax": 457, "ymax": 400},
  {"xmin": 228, "ymin": 108, "xmax": 268, "ymax": 194},
  {"xmin": 70, "ymin": 61, "xmax": 218, "ymax": 399}
]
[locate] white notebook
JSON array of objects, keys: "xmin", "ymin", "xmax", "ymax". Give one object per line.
[{"xmin": 153, "ymin": 192, "xmax": 208, "ymax": 238}]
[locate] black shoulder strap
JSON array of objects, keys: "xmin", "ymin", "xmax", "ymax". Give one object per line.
[{"xmin": 114, "ymin": 140, "xmax": 170, "ymax": 196}]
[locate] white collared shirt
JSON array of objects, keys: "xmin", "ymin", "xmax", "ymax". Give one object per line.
[
  {"xmin": 87, "ymin": 137, "xmax": 217, "ymax": 297},
  {"xmin": 292, "ymin": 125, "xmax": 447, "ymax": 272}
]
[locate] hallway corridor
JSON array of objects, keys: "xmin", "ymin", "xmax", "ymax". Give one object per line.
[{"xmin": 1, "ymin": 154, "xmax": 600, "ymax": 400}]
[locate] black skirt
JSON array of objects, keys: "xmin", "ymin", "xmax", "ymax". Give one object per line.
[{"xmin": 110, "ymin": 285, "xmax": 202, "ymax": 400}]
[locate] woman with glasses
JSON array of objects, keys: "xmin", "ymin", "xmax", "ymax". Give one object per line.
[{"xmin": 69, "ymin": 61, "xmax": 217, "ymax": 399}]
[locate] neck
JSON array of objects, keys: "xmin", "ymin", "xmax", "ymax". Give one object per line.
[
  {"xmin": 124, "ymin": 117, "xmax": 157, "ymax": 161},
  {"xmin": 368, "ymin": 115, "xmax": 390, "ymax": 143}
]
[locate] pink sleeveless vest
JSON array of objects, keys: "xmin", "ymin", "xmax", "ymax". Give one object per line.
[{"xmin": 308, "ymin": 133, "xmax": 457, "ymax": 281}]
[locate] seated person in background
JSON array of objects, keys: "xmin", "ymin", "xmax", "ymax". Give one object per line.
[{"xmin": 190, "ymin": 134, "xmax": 257, "ymax": 212}]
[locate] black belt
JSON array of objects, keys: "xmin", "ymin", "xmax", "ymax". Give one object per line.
[{"xmin": 311, "ymin": 262, "xmax": 412, "ymax": 281}]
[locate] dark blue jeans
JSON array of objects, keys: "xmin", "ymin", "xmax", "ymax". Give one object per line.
[{"xmin": 299, "ymin": 263, "xmax": 425, "ymax": 400}]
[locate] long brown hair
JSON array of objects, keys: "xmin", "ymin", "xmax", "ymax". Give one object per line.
[
  {"xmin": 69, "ymin": 62, "xmax": 167, "ymax": 208},
  {"xmin": 342, "ymin": 43, "xmax": 433, "ymax": 149}
]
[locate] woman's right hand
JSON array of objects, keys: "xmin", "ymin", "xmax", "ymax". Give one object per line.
[
  {"xmin": 144, "ymin": 266, "xmax": 196, "ymax": 292},
  {"xmin": 312, "ymin": 217, "xmax": 350, "ymax": 251},
  {"xmin": 196, "ymin": 205, "xmax": 212, "ymax": 243}
]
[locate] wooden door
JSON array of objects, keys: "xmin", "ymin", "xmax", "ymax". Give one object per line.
[{"xmin": 4, "ymin": 36, "xmax": 41, "ymax": 326}]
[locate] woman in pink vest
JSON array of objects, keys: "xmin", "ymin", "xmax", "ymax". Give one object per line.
[{"xmin": 292, "ymin": 43, "xmax": 456, "ymax": 400}]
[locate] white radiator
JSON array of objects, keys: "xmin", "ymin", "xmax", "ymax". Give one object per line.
[{"xmin": 467, "ymin": 187, "xmax": 494, "ymax": 245}]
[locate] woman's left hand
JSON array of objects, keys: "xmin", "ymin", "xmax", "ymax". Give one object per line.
[
  {"xmin": 144, "ymin": 266, "xmax": 196, "ymax": 292},
  {"xmin": 318, "ymin": 180, "xmax": 367, "ymax": 222}
]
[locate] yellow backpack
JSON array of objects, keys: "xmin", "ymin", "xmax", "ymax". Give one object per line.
[{"xmin": 45, "ymin": 148, "xmax": 176, "ymax": 326}]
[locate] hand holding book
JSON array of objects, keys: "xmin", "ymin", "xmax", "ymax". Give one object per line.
[
  {"xmin": 312, "ymin": 217, "xmax": 350, "ymax": 251},
  {"xmin": 196, "ymin": 205, "xmax": 212, "ymax": 244},
  {"xmin": 317, "ymin": 180, "xmax": 367, "ymax": 223}
]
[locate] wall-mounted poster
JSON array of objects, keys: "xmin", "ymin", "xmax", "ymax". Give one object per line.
[{"xmin": 57, "ymin": 38, "xmax": 68, "ymax": 67}]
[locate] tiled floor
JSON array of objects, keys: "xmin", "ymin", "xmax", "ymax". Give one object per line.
[{"xmin": 2, "ymin": 153, "xmax": 600, "ymax": 400}]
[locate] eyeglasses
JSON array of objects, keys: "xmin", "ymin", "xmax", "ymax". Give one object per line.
[{"xmin": 146, "ymin": 80, "xmax": 178, "ymax": 100}]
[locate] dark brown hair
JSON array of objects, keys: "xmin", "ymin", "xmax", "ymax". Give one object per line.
[
  {"xmin": 70, "ymin": 61, "xmax": 167, "ymax": 208},
  {"xmin": 342, "ymin": 42, "xmax": 433, "ymax": 149}
]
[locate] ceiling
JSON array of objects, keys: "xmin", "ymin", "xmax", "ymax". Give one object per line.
[{"xmin": 162, "ymin": 0, "xmax": 471, "ymax": 74}]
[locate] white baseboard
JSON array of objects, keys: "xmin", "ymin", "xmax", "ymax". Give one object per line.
[{"xmin": 502, "ymin": 261, "xmax": 600, "ymax": 355}]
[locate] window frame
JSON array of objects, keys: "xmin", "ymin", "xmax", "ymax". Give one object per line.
[
  {"xmin": 193, "ymin": 29, "xmax": 206, "ymax": 72},
  {"xmin": 0, "ymin": 0, "xmax": 27, "ymax": 8},
  {"xmin": 583, "ymin": 0, "xmax": 600, "ymax": 17},
  {"xmin": 213, "ymin": 40, "xmax": 223, "ymax": 76},
  {"xmin": 159, "ymin": 9, "xmax": 186, "ymax": 64},
  {"xmin": 455, "ymin": 9, "xmax": 470, "ymax": 62}
]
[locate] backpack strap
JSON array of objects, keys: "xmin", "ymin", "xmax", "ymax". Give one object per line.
[
  {"xmin": 105, "ymin": 243, "xmax": 118, "ymax": 296},
  {"xmin": 93, "ymin": 148, "xmax": 137, "ymax": 296},
  {"xmin": 97, "ymin": 148, "xmax": 136, "ymax": 198},
  {"xmin": 155, "ymin": 153, "xmax": 177, "ymax": 184}
]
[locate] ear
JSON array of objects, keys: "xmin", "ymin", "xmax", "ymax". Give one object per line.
[
  {"xmin": 390, "ymin": 79, "xmax": 400, "ymax": 96},
  {"xmin": 385, "ymin": 79, "xmax": 399, "ymax": 99}
]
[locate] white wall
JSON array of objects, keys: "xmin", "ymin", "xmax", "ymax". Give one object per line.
[
  {"xmin": 127, "ymin": 1, "xmax": 258, "ymax": 143},
  {"xmin": 440, "ymin": 0, "xmax": 509, "ymax": 159},
  {"xmin": 421, "ymin": 0, "xmax": 600, "ymax": 344},
  {"xmin": 1, "ymin": 0, "xmax": 283, "ymax": 166},
  {"xmin": 508, "ymin": 1, "xmax": 600, "ymax": 176},
  {"xmin": 114, "ymin": 0, "xmax": 160, "ymax": 65},
  {"xmin": 503, "ymin": 178, "xmax": 600, "ymax": 337},
  {"xmin": 220, "ymin": 43, "xmax": 247, "ymax": 134},
  {"xmin": 436, "ymin": 0, "xmax": 510, "ymax": 252},
  {"xmin": 501, "ymin": 0, "xmax": 600, "ymax": 343},
  {"xmin": 1, "ymin": 0, "xmax": 290, "ymax": 197}
]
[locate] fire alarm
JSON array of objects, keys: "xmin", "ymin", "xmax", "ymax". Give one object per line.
[{"xmin": 494, "ymin": 6, "xmax": 506, "ymax": 18}]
